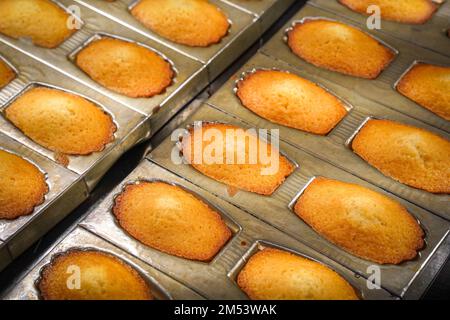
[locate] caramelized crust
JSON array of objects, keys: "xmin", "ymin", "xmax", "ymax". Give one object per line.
[
  {"xmin": 76, "ymin": 38, "xmax": 174, "ymax": 98},
  {"xmin": 113, "ymin": 181, "xmax": 232, "ymax": 261},
  {"xmin": 236, "ymin": 69, "xmax": 348, "ymax": 135},
  {"xmin": 38, "ymin": 250, "xmax": 153, "ymax": 300},
  {"xmin": 0, "ymin": 149, "xmax": 48, "ymax": 220},
  {"xmin": 5, "ymin": 87, "xmax": 116, "ymax": 155},
  {"xmin": 0, "ymin": 58, "xmax": 15, "ymax": 89},
  {"xmin": 339, "ymin": 0, "xmax": 437, "ymax": 24},
  {"xmin": 0, "ymin": 0, "xmax": 76, "ymax": 48},
  {"xmin": 181, "ymin": 123, "xmax": 295, "ymax": 195},
  {"xmin": 352, "ymin": 119, "xmax": 450, "ymax": 193},
  {"xmin": 287, "ymin": 19, "xmax": 395, "ymax": 79},
  {"xmin": 237, "ymin": 248, "xmax": 359, "ymax": 300},
  {"xmin": 131, "ymin": 0, "xmax": 230, "ymax": 47},
  {"xmin": 397, "ymin": 63, "xmax": 450, "ymax": 120},
  {"xmin": 294, "ymin": 178, "xmax": 424, "ymax": 264}
]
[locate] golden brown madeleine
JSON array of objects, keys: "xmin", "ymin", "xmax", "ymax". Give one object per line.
[
  {"xmin": 181, "ymin": 123, "xmax": 295, "ymax": 195},
  {"xmin": 38, "ymin": 250, "xmax": 153, "ymax": 300},
  {"xmin": 0, "ymin": 58, "xmax": 15, "ymax": 89},
  {"xmin": 294, "ymin": 178, "xmax": 424, "ymax": 264},
  {"xmin": 237, "ymin": 248, "xmax": 359, "ymax": 300},
  {"xmin": 287, "ymin": 19, "xmax": 395, "ymax": 79},
  {"xmin": 236, "ymin": 70, "xmax": 348, "ymax": 135},
  {"xmin": 397, "ymin": 63, "xmax": 450, "ymax": 120},
  {"xmin": 0, "ymin": 0, "xmax": 76, "ymax": 48},
  {"xmin": 131, "ymin": 0, "xmax": 230, "ymax": 47},
  {"xmin": 113, "ymin": 181, "xmax": 231, "ymax": 261},
  {"xmin": 0, "ymin": 150, "xmax": 48, "ymax": 220},
  {"xmin": 76, "ymin": 38, "xmax": 174, "ymax": 98},
  {"xmin": 339, "ymin": 0, "xmax": 437, "ymax": 24},
  {"xmin": 5, "ymin": 87, "xmax": 116, "ymax": 156},
  {"xmin": 352, "ymin": 119, "xmax": 450, "ymax": 193}
]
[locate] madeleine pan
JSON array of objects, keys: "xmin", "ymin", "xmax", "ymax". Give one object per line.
[
  {"xmin": 1, "ymin": 227, "xmax": 203, "ymax": 300},
  {"xmin": 0, "ymin": 0, "xmax": 208, "ymax": 134},
  {"xmin": 0, "ymin": 132, "xmax": 88, "ymax": 265},
  {"xmin": 0, "ymin": 42, "xmax": 148, "ymax": 190},
  {"xmin": 206, "ymin": 52, "xmax": 449, "ymax": 220},
  {"xmin": 148, "ymin": 103, "xmax": 450, "ymax": 298},
  {"xmin": 260, "ymin": 4, "xmax": 450, "ymax": 133},
  {"xmin": 308, "ymin": 0, "xmax": 450, "ymax": 57},
  {"xmin": 73, "ymin": 0, "xmax": 259, "ymax": 80},
  {"xmin": 79, "ymin": 159, "xmax": 393, "ymax": 299}
]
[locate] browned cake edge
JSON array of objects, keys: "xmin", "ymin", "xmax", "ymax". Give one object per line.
[
  {"xmin": 37, "ymin": 249, "xmax": 153, "ymax": 300},
  {"xmin": 112, "ymin": 182, "xmax": 232, "ymax": 261}
]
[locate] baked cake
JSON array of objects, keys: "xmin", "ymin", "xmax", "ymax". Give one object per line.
[
  {"xmin": 5, "ymin": 87, "xmax": 116, "ymax": 156},
  {"xmin": 352, "ymin": 119, "xmax": 450, "ymax": 194},
  {"xmin": 287, "ymin": 19, "xmax": 395, "ymax": 79},
  {"xmin": 113, "ymin": 181, "xmax": 231, "ymax": 261},
  {"xmin": 0, "ymin": 0, "xmax": 76, "ymax": 48},
  {"xmin": 181, "ymin": 122, "xmax": 295, "ymax": 195},
  {"xmin": 294, "ymin": 178, "xmax": 424, "ymax": 264},
  {"xmin": 339, "ymin": 0, "xmax": 437, "ymax": 24},
  {"xmin": 237, "ymin": 248, "xmax": 359, "ymax": 300},
  {"xmin": 131, "ymin": 0, "xmax": 230, "ymax": 47},
  {"xmin": 397, "ymin": 63, "xmax": 450, "ymax": 120},
  {"xmin": 236, "ymin": 69, "xmax": 348, "ymax": 135},
  {"xmin": 0, "ymin": 58, "xmax": 15, "ymax": 89},
  {"xmin": 0, "ymin": 149, "xmax": 48, "ymax": 220},
  {"xmin": 76, "ymin": 37, "xmax": 174, "ymax": 98},
  {"xmin": 38, "ymin": 249, "xmax": 153, "ymax": 300}
]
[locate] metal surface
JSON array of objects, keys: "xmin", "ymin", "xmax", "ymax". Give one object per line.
[
  {"xmin": 309, "ymin": 0, "xmax": 450, "ymax": 58},
  {"xmin": 261, "ymin": 4, "xmax": 450, "ymax": 133},
  {"xmin": 0, "ymin": 37, "xmax": 147, "ymax": 270},
  {"xmin": 0, "ymin": 242, "xmax": 11, "ymax": 272},
  {"xmin": 1, "ymin": 227, "xmax": 204, "ymax": 300},
  {"xmin": 0, "ymin": 44, "xmax": 146, "ymax": 183},
  {"xmin": 74, "ymin": 0, "xmax": 260, "ymax": 80},
  {"xmin": 207, "ymin": 52, "xmax": 450, "ymax": 220},
  {"xmin": 221, "ymin": 0, "xmax": 297, "ymax": 33},
  {"xmin": 79, "ymin": 159, "xmax": 393, "ymax": 299},
  {"xmin": 0, "ymin": 0, "xmax": 208, "ymax": 126},
  {"xmin": 148, "ymin": 103, "xmax": 450, "ymax": 298}
]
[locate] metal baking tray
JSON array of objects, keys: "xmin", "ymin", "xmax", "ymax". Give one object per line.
[
  {"xmin": 0, "ymin": 132, "xmax": 88, "ymax": 262},
  {"xmin": 0, "ymin": 0, "xmax": 209, "ymax": 134},
  {"xmin": 261, "ymin": 4, "xmax": 450, "ymax": 133},
  {"xmin": 0, "ymin": 42, "xmax": 148, "ymax": 270},
  {"xmin": 0, "ymin": 48, "xmax": 88, "ymax": 270},
  {"xmin": 79, "ymin": 159, "xmax": 393, "ymax": 299},
  {"xmin": 308, "ymin": 0, "xmax": 450, "ymax": 58},
  {"xmin": 439, "ymin": 0, "xmax": 450, "ymax": 16},
  {"xmin": 207, "ymin": 52, "xmax": 449, "ymax": 221},
  {"xmin": 148, "ymin": 102, "xmax": 450, "ymax": 298},
  {"xmin": 221, "ymin": 0, "xmax": 297, "ymax": 33},
  {"xmin": 0, "ymin": 241, "xmax": 12, "ymax": 272},
  {"xmin": 73, "ymin": 0, "xmax": 260, "ymax": 80},
  {"xmin": 0, "ymin": 42, "xmax": 148, "ymax": 190},
  {"xmin": 1, "ymin": 227, "xmax": 204, "ymax": 300},
  {"xmin": 0, "ymin": 0, "xmax": 291, "ymax": 275}
]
